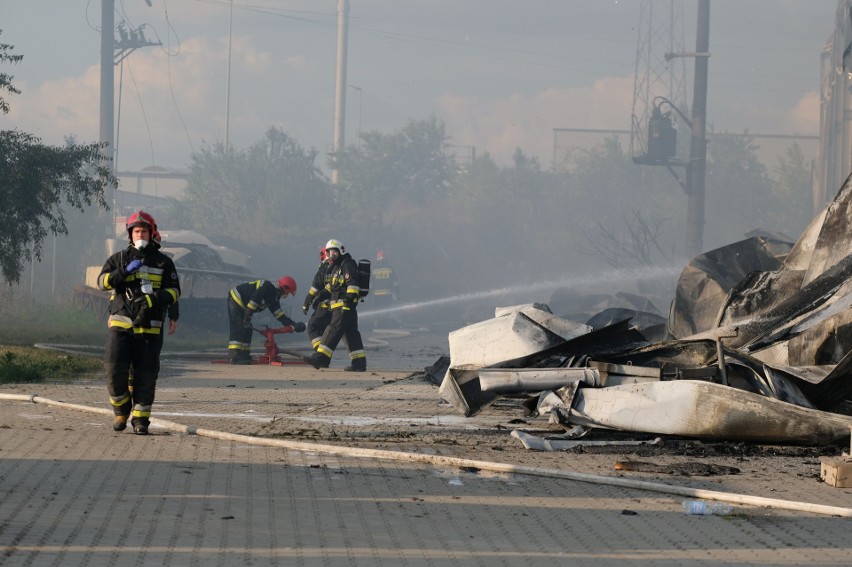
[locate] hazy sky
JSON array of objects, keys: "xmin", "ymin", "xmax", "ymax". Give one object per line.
[{"xmin": 1, "ymin": 1, "xmax": 836, "ymax": 173}]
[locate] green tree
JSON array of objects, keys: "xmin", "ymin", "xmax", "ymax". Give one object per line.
[
  {"xmin": 452, "ymin": 149, "xmax": 564, "ymax": 278},
  {"xmin": 176, "ymin": 127, "xmax": 331, "ymax": 244},
  {"xmin": 333, "ymin": 115, "xmax": 456, "ymax": 231},
  {"xmin": 567, "ymin": 136, "xmax": 683, "ymax": 266},
  {"xmin": 704, "ymin": 133, "xmax": 777, "ymax": 248},
  {"xmin": 0, "ymin": 32, "xmax": 114, "ymax": 284}
]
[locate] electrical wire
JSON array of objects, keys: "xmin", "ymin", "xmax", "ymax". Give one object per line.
[
  {"xmin": 124, "ymin": 57, "xmax": 159, "ymax": 195},
  {"xmin": 161, "ymin": 0, "xmax": 194, "ymax": 153}
]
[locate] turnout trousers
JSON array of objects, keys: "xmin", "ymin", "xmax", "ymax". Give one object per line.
[
  {"xmin": 227, "ymin": 296, "xmax": 252, "ymax": 361},
  {"xmin": 307, "ymin": 307, "xmax": 332, "ymax": 350},
  {"xmin": 104, "ymin": 329, "xmax": 161, "ymax": 426},
  {"xmin": 316, "ymin": 306, "xmax": 366, "ymax": 367}
]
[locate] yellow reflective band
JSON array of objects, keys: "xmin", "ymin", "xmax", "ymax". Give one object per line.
[
  {"xmin": 109, "ymin": 394, "xmax": 131, "ymax": 407},
  {"xmin": 230, "ymin": 288, "xmax": 245, "ymax": 308}
]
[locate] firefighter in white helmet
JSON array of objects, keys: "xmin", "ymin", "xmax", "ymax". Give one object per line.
[{"xmin": 303, "ymin": 239, "xmax": 367, "ymax": 371}]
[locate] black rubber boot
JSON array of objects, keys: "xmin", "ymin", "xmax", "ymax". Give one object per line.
[
  {"xmin": 303, "ymin": 353, "xmax": 330, "ymax": 369},
  {"xmin": 131, "ymin": 418, "xmax": 150, "ymax": 435}
]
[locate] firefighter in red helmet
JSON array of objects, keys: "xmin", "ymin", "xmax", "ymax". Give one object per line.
[
  {"xmin": 97, "ymin": 210, "xmax": 181, "ymax": 435},
  {"xmin": 301, "ymin": 246, "xmax": 332, "ymax": 352},
  {"xmin": 226, "ymin": 276, "xmax": 306, "ymax": 364}
]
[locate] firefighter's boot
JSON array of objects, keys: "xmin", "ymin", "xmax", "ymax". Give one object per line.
[
  {"xmin": 344, "ymin": 358, "xmax": 367, "ymax": 372},
  {"xmin": 303, "ymin": 352, "xmax": 330, "ymax": 369},
  {"xmin": 113, "ymin": 415, "xmax": 129, "ymax": 431},
  {"xmin": 110, "ymin": 395, "xmax": 131, "ymax": 432}
]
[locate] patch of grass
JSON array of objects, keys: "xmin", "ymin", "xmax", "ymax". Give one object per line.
[
  {"xmin": 0, "ymin": 345, "xmax": 102, "ymax": 384},
  {"xmin": 0, "ymin": 303, "xmax": 223, "ymax": 352}
]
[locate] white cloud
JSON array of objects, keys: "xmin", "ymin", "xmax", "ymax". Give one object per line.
[
  {"xmin": 438, "ymin": 75, "xmax": 636, "ymax": 165},
  {"xmin": 283, "ymin": 55, "xmax": 307, "ymax": 71},
  {"xmin": 787, "ymin": 91, "xmax": 820, "ymax": 133}
]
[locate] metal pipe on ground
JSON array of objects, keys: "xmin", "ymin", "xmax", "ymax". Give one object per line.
[{"xmin": 2, "ymin": 391, "xmax": 851, "ymax": 518}]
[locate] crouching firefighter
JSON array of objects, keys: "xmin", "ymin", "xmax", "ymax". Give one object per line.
[
  {"xmin": 227, "ymin": 276, "xmax": 306, "ymax": 364},
  {"xmin": 97, "ymin": 211, "xmax": 180, "ymax": 435},
  {"xmin": 303, "ymin": 239, "xmax": 368, "ymax": 371}
]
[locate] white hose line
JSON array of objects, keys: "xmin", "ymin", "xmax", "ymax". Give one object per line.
[{"xmin": 2, "ymin": 391, "xmax": 851, "ymax": 518}]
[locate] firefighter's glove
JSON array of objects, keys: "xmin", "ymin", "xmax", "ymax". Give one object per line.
[
  {"xmin": 125, "ymin": 259, "xmax": 143, "ymax": 274},
  {"xmin": 302, "ymin": 304, "xmax": 309, "ymax": 315},
  {"xmin": 242, "ymin": 315, "xmax": 252, "ymax": 329},
  {"xmin": 132, "ymin": 293, "xmax": 159, "ymax": 309},
  {"xmin": 293, "ymin": 322, "xmax": 306, "ymax": 333}
]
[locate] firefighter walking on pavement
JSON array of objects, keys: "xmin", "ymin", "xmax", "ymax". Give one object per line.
[
  {"xmin": 227, "ymin": 277, "xmax": 305, "ymax": 364},
  {"xmin": 301, "ymin": 246, "xmax": 332, "ymax": 352},
  {"xmin": 303, "ymin": 239, "xmax": 368, "ymax": 371},
  {"xmin": 97, "ymin": 210, "xmax": 180, "ymax": 435}
]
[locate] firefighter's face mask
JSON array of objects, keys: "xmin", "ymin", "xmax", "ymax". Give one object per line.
[
  {"xmin": 327, "ymin": 248, "xmax": 341, "ymax": 263},
  {"xmin": 131, "ymin": 226, "xmax": 151, "ymax": 250}
]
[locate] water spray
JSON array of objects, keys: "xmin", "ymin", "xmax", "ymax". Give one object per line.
[{"xmin": 359, "ymin": 265, "xmax": 681, "ymax": 318}]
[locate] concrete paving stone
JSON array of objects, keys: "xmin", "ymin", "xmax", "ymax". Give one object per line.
[{"xmin": 3, "ymin": 352, "xmax": 852, "ymax": 565}]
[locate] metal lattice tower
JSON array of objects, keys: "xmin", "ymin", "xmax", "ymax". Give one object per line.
[{"xmin": 631, "ymin": 0, "xmax": 689, "ymax": 164}]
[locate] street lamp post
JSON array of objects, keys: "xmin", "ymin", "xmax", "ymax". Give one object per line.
[{"xmin": 348, "ymin": 84, "xmax": 362, "ymax": 149}]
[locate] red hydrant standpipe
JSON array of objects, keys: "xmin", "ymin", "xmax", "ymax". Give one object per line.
[{"xmin": 254, "ymin": 325, "xmax": 298, "ymax": 365}]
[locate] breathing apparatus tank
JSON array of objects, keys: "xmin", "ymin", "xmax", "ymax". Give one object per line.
[{"xmin": 357, "ymin": 259, "xmax": 371, "ymax": 299}]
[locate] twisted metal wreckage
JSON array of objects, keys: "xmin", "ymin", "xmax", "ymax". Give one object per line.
[{"xmin": 439, "ymin": 176, "xmax": 852, "ymax": 446}]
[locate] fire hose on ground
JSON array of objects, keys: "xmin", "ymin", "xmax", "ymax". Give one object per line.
[{"xmin": 1, "ymin": 391, "xmax": 851, "ymax": 518}]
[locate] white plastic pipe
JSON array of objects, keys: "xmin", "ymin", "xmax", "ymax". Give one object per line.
[{"xmin": 3, "ymin": 391, "xmax": 851, "ymax": 518}]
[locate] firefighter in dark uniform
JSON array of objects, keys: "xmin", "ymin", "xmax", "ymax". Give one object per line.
[
  {"xmin": 301, "ymin": 246, "xmax": 332, "ymax": 352},
  {"xmin": 227, "ymin": 276, "xmax": 305, "ymax": 364},
  {"xmin": 97, "ymin": 210, "xmax": 180, "ymax": 435},
  {"xmin": 303, "ymin": 239, "xmax": 367, "ymax": 371},
  {"xmin": 127, "ymin": 229, "xmax": 178, "ymax": 397}
]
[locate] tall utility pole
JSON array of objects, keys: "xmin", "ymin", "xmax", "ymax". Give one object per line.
[
  {"xmin": 330, "ymin": 0, "xmax": 350, "ymax": 185},
  {"xmin": 100, "ymin": 0, "xmax": 159, "ymax": 175},
  {"xmin": 99, "ymin": 0, "xmax": 115, "ymax": 173},
  {"xmin": 225, "ymin": 0, "xmax": 234, "ymax": 150},
  {"xmin": 685, "ymin": 0, "xmax": 710, "ymax": 258}
]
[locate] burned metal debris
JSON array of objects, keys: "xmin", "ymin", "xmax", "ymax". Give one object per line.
[{"xmin": 439, "ymin": 175, "xmax": 852, "ymax": 446}]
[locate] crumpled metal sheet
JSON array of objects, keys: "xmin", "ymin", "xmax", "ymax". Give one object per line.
[
  {"xmin": 438, "ymin": 306, "xmax": 594, "ymax": 416},
  {"xmin": 668, "ymin": 236, "xmax": 793, "ymax": 339},
  {"xmin": 801, "ymin": 173, "xmax": 852, "ymax": 285},
  {"xmin": 560, "ymin": 381, "xmax": 852, "ymax": 445}
]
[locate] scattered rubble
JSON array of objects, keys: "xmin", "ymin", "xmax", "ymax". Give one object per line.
[{"xmin": 439, "ymin": 175, "xmax": 852, "ymax": 447}]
